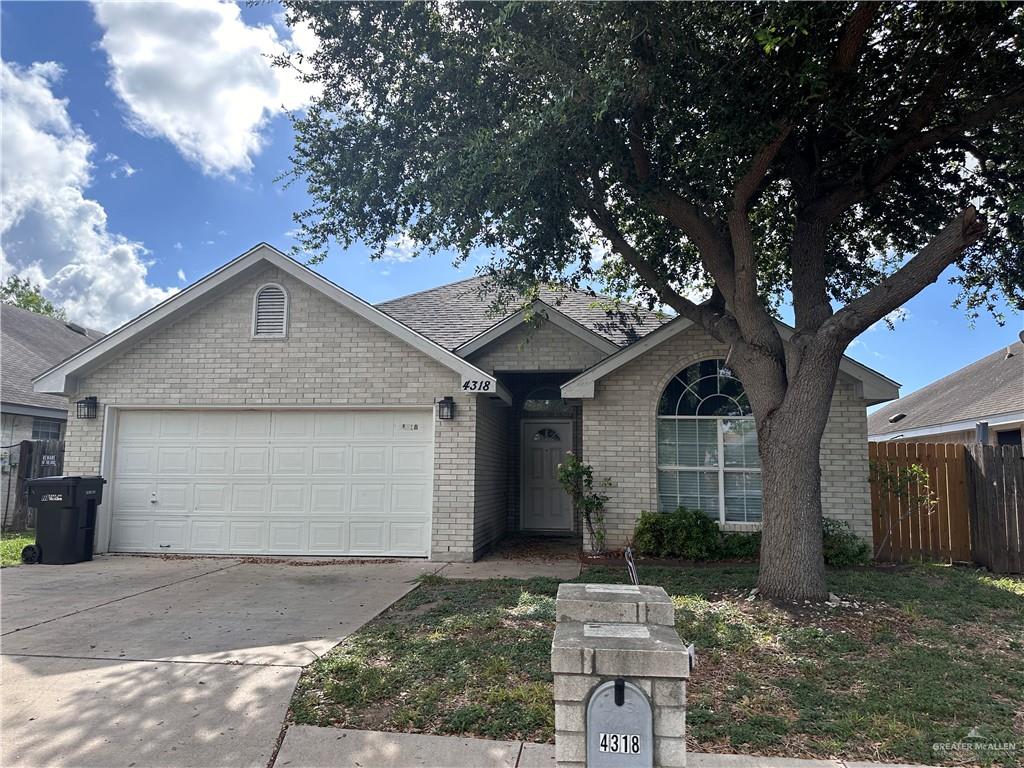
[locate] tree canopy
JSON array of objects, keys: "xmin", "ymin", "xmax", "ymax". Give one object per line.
[
  {"xmin": 280, "ymin": 1, "xmax": 1022, "ymax": 329},
  {"xmin": 0, "ymin": 275, "xmax": 66, "ymax": 320}
]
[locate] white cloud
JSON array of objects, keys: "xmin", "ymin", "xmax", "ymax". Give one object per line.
[
  {"xmin": 381, "ymin": 233, "xmax": 418, "ymax": 263},
  {"xmin": 0, "ymin": 60, "xmax": 176, "ymax": 331},
  {"xmin": 92, "ymin": 0, "xmax": 318, "ymax": 176},
  {"xmin": 869, "ymin": 307, "xmax": 910, "ymax": 332},
  {"xmin": 173, "ymin": 241, "xmax": 183, "ymax": 250},
  {"xmin": 177, "ymin": 269, "xmax": 187, "ymax": 282}
]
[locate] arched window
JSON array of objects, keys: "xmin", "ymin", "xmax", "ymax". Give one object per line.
[
  {"xmin": 252, "ymin": 284, "xmax": 288, "ymax": 338},
  {"xmin": 656, "ymin": 359, "xmax": 761, "ymax": 524}
]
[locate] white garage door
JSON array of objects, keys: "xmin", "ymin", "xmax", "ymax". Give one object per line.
[{"xmin": 109, "ymin": 409, "xmax": 434, "ymax": 556}]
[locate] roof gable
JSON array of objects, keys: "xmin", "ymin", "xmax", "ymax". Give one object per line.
[
  {"xmin": 868, "ymin": 338, "xmax": 1023, "ymax": 438},
  {"xmin": 561, "ymin": 316, "xmax": 901, "ymax": 405},
  {"xmin": 378, "ymin": 276, "xmax": 666, "ymax": 351},
  {"xmin": 33, "ymin": 244, "xmax": 500, "ymax": 398}
]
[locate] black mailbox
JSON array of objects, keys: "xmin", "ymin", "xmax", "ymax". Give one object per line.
[{"xmin": 24, "ymin": 476, "xmax": 105, "ymax": 565}]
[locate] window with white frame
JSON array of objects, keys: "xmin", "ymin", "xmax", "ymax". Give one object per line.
[
  {"xmin": 656, "ymin": 359, "xmax": 762, "ymax": 524},
  {"xmin": 252, "ymin": 283, "xmax": 288, "ymax": 337},
  {"xmin": 31, "ymin": 418, "xmax": 63, "ymax": 441}
]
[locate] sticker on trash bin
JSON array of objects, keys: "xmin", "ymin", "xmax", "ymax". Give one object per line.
[
  {"xmin": 584, "ymin": 623, "xmax": 650, "ymax": 639},
  {"xmin": 40, "ymin": 494, "xmax": 64, "ymax": 502}
]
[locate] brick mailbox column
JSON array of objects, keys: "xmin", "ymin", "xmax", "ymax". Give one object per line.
[{"xmin": 552, "ymin": 584, "xmax": 689, "ymax": 768}]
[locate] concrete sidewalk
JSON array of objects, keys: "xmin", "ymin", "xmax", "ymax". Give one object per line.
[{"xmin": 273, "ymin": 726, "xmax": 935, "ymax": 768}]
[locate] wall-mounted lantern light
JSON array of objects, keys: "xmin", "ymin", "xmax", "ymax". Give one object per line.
[
  {"xmin": 76, "ymin": 396, "xmax": 98, "ymax": 419},
  {"xmin": 436, "ymin": 396, "xmax": 455, "ymax": 420}
]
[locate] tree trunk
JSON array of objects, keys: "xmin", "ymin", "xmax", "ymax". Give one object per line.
[
  {"xmin": 743, "ymin": 345, "xmax": 841, "ymax": 603},
  {"xmin": 757, "ymin": 429, "xmax": 828, "ymax": 601}
]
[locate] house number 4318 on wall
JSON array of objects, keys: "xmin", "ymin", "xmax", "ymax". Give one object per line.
[{"xmin": 461, "ymin": 380, "xmax": 492, "ymax": 392}]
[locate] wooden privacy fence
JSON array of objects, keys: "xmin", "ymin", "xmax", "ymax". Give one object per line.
[
  {"xmin": 966, "ymin": 444, "xmax": 1024, "ymax": 574},
  {"xmin": 869, "ymin": 442, "xmax": 971, "ymax": 564},
  {"xmin": 869, "ymin": 441, "xmax": 1024, "ymax": 573},
  {"xmin": 0, "ymin": 439, "xmax": 65, "ymax": 531}
]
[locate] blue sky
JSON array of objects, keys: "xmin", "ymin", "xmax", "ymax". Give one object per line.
[{"xmin": 1, "ymin": 1, "xmax": 1019, "ymax": 401}]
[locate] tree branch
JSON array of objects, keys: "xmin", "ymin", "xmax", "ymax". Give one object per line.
[
  {"xmin": 832, "ymin": 2, "xmax": 878, "ymax": 77},
  {"xmin": 823, "ymin": 206, "xmax": 987, "ymax": 343},
  {"xmin": 582, "ymin": 190, "xmax": 742, "ymax": 344}
]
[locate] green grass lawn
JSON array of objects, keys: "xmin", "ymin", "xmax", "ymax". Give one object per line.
[
  {"xmin": 1, "ymin": 530, "xmax": 33, "ymax": 567},
  {"xmin": 289, "ymin": 564, "xmax": 1024, "ymax": 766}
]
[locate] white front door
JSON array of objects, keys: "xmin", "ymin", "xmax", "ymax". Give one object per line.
[
  {"xmin": 108, "ymin": 409, "xmax": 434, "ymax": 556},
  {"xmin": 521, "ymin": 420, "xmax": 573, "ymax": 531}
]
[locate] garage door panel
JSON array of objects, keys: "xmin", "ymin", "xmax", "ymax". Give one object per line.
[
  {"xmin": 118, "ymin": 411, "xmax": 160, "ymax": 440},
  {"xmin": 309, "ymin": 522, "xmax": 348, "ymax": 552},
  {"xmin": 229, "ymin": 521, "xmax": 266, "ymax": 551},
  {"xmin": 110, "ymin": 519, "xmax": 151, "ymax": 550},
  {"xmin": 312, "ymin": 446, "xmax": 348, "ymax": 475},
  {"xmin": 195, "ymin": 446, "xmax": 231, "ymax": 474},
  {"xmin": 268, "ymin": 521, "xmax": 306, "ymax": 552},
  {"xmin": 113, "ymin": 482, "xmax": 154, "ymax": 511},
  {"xmin": 270, "ymin": 484, "xmax": 307, "ymax": 513},
  {"xmin": 234, "ymin": 447, "xmax": 269, "ymax": 474},
  {"xmin": 155, "ymin": 484, "xmax": 189, "ymax": 512},
  {"xmin": 190, "ymin": 520, "xmax": 227, "ymax": 551},
  {"xmin": 159, "ymin": 412, "xmax": 196, "ymax": 438},
  {"xmin": 153, "ymin": 520, "xmax": 188, "ymax": 550},
  {"xmin": 194, "ymin": 484, "xmax": 229, "ymax": 512},
  {"xmin": 157, "ymin": 446, "xmax": 191, "ymax": 475},
  {"xmin": 391, "ymin": 484, "xmax": 430, "ymax": 514},
  {"xmin": 352, "ymin": 447, "xmax": 388, "ymax": 475},
  {"xmin": 273, "ymin": 412, "xmax": 314, "ymax": 439},
  {"xmin": 349, "ymin": 522, "xmax": 385, "ymax": 552},
  {"xmin": 393, "ymin": 446, "xmax": 429, "ymax": 474},
  {"xmin": 236, "ymin": 412, "xmax": 271, "ymax": 438},
  {"xmin": 116, "ymin": 445, "xmax": 156, "ymax": 476},
  {"xmin": 314, "ymin": 412, "xmax": 354, "ymax": 438},
  {"xmin": 390, "ymin": 522, "xmax": 427, "ymax": 554},
  {"xmin": 112, "ymin": 409, "xmax": 432, "ymax": 557},
  {"xmin": 351, "ymin": 484, "xmax": 387, "ymax": 514},
  {"xmin": 196, "ymin": 412, "xmax": 236, "ymax": 439},
  {"xmin": 271, "ymin": 446, "xmax": 308, "ymax": 474},
  {"xmin": 231, "ymin": 484, "xmax": 268, "ymax": 513},
  {"xmin": 310, "ymin": 484, "xmax": 347, "ymax": 513}
]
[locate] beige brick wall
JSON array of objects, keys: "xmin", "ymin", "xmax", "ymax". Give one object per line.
[
  {"xmin": 468, "ymin": 319, "xmax": 608, "ymax": 374},
  {"xmin": 62, "ymin": 266, "xmax": 480, "ymax": 560},
  {"xmin": 581, "ymin": 325, "xmax": 873, "ymax": 549}
]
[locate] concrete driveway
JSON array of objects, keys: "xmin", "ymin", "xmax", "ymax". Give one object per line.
[{"xmin": 1, "ymin": 555, "xmax": 441, "ymax": 768}]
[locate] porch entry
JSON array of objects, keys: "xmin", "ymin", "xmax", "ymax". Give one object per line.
[{"xmin": 520, "ymin": 419, "xmax": 574, "ymax": 531}]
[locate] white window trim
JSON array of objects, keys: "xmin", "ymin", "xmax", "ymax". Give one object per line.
[
  {"xmin": 656, "ymin": 414, "xmax": 761, "ymax": 525},
  {"xmin": 251, "ymin": 282, "xmax": 288, "ymax": 339}
]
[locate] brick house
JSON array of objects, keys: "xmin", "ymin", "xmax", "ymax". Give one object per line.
[{"xmin": 34, "ymin": 244, "xmax": 899, "ymax": 561}]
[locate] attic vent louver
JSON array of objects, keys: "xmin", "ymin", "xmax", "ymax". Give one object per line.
[
  {"xmin": 253, "ymin": 284, "xmax": 287, "ymax": 337},
  {"xmin": 888, "ymin": 412, "xmax": 907, "ymax": 424}
]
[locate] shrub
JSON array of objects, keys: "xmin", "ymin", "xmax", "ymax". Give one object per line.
[
  {"xmin": 822, "ymin": 518, "xmax": 871, "ymax": 567},
  {"xmin": 556, "ymin": 452, "xmax": 610, "ymax": 552},
  {"xmin": 632, "ymin": 506, "xmax": 720, "ymax": 560},
  {"xmin": 719, "ymin": 531, "xmax": 762, "ymax": 560}
]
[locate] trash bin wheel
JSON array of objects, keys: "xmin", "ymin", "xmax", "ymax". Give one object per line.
[{"xmin": 21, "ymin": 544, "xmax": 40, "ymax": 564}]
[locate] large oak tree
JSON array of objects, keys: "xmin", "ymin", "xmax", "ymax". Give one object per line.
[{"xmin": 279, "ymin": 1, "xmax": 1023, "ymax": 601}]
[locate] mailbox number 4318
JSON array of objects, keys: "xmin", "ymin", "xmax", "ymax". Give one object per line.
[{"xmin": 598, "ymin": 733, "xmax": 641, "ymax": 754}]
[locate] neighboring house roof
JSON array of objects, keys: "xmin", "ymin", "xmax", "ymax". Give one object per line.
[
  {"xmin": 561, "ymin": 315, "xmax": 901, "ymax": 405},
  {"xmin": 1, "ymin": 303, "xmax": 104, "ymax": 416},
  {"xmin": 868, "ymin": 337, "xmax": 1024, "ymax": 439},
  {"xmin": 33, "ymin": 244, "xmax": 503, "ymax": 400},
  {"xmin": 377, "ymin": 276, "xmax": 666, "ymax": 351}
]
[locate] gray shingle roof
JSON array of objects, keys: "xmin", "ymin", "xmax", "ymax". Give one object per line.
[
  {"xmin": 867, "ymin": 338, "xmax": 1024, "ymax": 436},
  {"xmin": 1, "ymin": 304, "xmax": 104, "ymax": 412},
  {"xmin": 377, "ymin": 276, "xmax": 667, "ymax": 350}
]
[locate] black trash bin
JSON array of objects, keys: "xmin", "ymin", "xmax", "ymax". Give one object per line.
[{"xmin": 24, "ymin": 476, "xmax": 105, "ymax": 565}]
